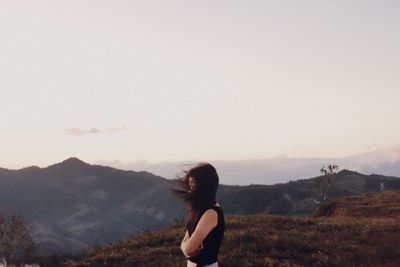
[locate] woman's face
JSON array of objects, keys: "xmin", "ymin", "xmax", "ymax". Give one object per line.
[{"xmin": 188, "ymin": 176, "xmax": 196, "ymax": 193}]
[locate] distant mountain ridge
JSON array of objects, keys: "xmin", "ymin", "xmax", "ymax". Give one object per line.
[
  {"xmin": 95, "ymin": 144, "xmax": 400, "ymax": 185},
  {"xmin": 0, "ymin": 157, "xmax": 399, "ymax": 257},
  {"xmin": 218, "ymin": 169, "xmax": 400, "ymax": 215}
]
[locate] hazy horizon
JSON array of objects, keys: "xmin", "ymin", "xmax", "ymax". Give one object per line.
[
  {"xmin": 2, "ymin": 142, "xmax": 400, "ymax": 171},
  {"xmin": 2, "ymin": 1, "xmax": 399, "ymax": 170}
]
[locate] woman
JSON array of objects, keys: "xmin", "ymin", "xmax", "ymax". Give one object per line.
[{"xmin": 173, "ymin": 162, "xmax": 225, "ymax": 267}]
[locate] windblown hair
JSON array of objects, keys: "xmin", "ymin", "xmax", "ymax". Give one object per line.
[{"xmin": 172, "ymin": 162, "xmax": 219, "ymax": 229}]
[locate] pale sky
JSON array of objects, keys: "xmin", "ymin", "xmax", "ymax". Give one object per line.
[{"xmin": 1, "ymin": 0, "xmax": 399, "ymax": 169}]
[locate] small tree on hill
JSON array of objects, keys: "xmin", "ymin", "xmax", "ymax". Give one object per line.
[
  {"xmin": 0, "ymin": 213, "xmax": 37, "ymax": 265},
  {"xmin": 314, "ymin": 164, "xmax": 339, "ymax": 202}
]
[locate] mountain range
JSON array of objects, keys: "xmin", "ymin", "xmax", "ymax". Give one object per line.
[
  {"xmin": 0, "ymin": 158, "xmax": 185, "ymax": 256},
  {"xmin": 0, "ymin": 157, "xmax": 400, "ymax": 257},
  {"xmin": 95, "ymin": 144, "xmax": 400, "ymax": 185}
]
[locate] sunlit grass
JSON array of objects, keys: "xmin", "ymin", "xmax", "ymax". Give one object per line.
[{"xmin": 64, "ymin": 190, "xmax": 400, "ymax": 267}]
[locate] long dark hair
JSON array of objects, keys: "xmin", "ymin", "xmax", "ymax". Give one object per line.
[{"xmin": 172, "ymin": 162, "xmax": 219, "ymax": 229}]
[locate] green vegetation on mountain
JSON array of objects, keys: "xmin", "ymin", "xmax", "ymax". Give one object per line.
[{"xmin": 63, "ymin": 190, "xmax": 400, "ymax": 267}]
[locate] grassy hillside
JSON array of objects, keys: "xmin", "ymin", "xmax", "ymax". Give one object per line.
[
  {"xmin": 3, "ymin": 158, "xmax": 399, "ymax": 257},
  {"xmin": 218, "ymin": 169, "xmax": 400, "ymax": 215},
  {"xmin": 315, "ymin": 190, "xmax": 400, "ymax": 218},
  {"xmin": 62, "ymin": 190, "xmax": 400, "ymax": 267}
]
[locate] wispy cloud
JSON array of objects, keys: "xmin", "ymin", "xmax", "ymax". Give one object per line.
[{"xmin": 64, "ymin": 127, "xmax": 129, "ymax": 136}]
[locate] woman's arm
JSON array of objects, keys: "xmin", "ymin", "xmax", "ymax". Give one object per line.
[
  {"xmin": 181, "ymin": 230, "xmax": 189, "ymax": 245},
  {"xmin": 181, "ymin": 230, "xmax": 202, "ymax": 258},
  {"xmin": 181, "ymin": 209, "xmax": 218, "ymax": 257}
]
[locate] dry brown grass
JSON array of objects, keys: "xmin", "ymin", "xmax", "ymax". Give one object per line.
[
  {"xmin": 64, "ymin": 190, "xmax": 400, "ymax": 267},
  {"xmin": 315, "ymin": 190, "xmax": 400, "ymax": 218}
]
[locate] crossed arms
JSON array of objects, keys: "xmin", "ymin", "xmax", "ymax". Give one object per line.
[{"xmin": 180, "ymin": 209, "xmax": 218, "ymax": 257}]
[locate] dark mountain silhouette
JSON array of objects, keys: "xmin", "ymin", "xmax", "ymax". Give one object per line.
[
  {"xmin": 0, "ymin": 158, "xmax": 399, "ymax": 257},
  {"xmin": 0, "ymin": 158, "xmax": 186, "ymax": 256},
  {"xmin": 218, "ymin": 169, "xmax": 400, "ymax": 215}
]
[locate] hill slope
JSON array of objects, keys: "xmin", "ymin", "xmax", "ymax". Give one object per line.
[
  {"xmin": 218, "ymin": 169, "xmax": 400, "ymax": 215},
  {"xmin": 315, "ymin": 190, "xmax": 400, "ymax": 218},
  {"xmin": 1, "ymin": 158, "xmax": 399, "ymax": 256},
  {"xmin": 62, "ymin": 190, "xmax": 400, "ymax": 267},
  {"xmin": 0, "ymin": 158, "xmax": 186, "ymax": 256}
]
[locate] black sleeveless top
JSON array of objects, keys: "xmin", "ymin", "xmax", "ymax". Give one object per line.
[{"xmin": 187, "ymin": 205, "xmax": 225, "ymax": 266}]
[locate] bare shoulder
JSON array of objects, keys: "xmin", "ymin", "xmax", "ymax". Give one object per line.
[
  {"xmin": 198, "ymin": 208, "xmax": 218, "ymax": 227},
  {"xmin": 203, "ymin": 208, "xmax": 218, "ymax": 218}
]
